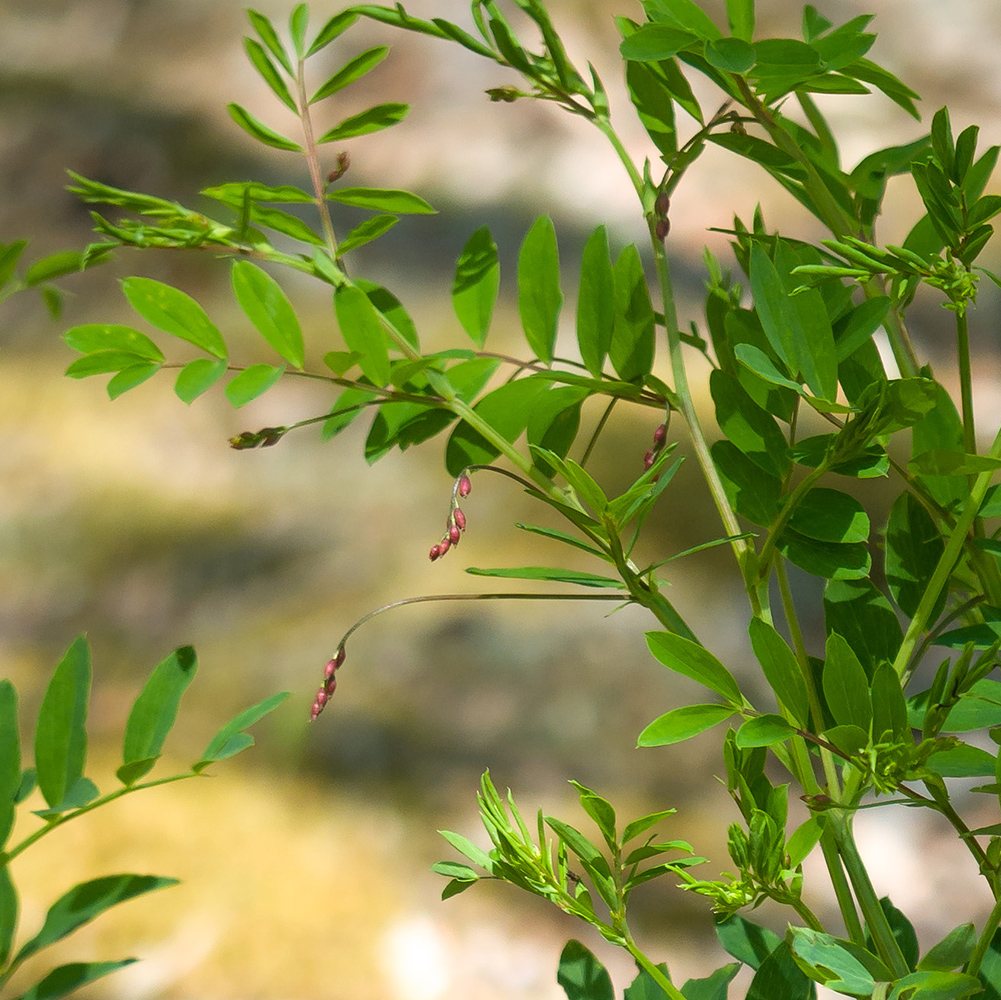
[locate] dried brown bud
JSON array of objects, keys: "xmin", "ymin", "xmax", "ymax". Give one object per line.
[
  {"xmin": 655, "ymin": 191, "xmax": 670, "ymax": 217},
  {"xmin": 655, "ymin": 218, "xmax": 670, "ymax": 241},
  {"xmin": 458, "ymin": 475, "xmax": 472, "ymax": 497},
  {"xmin": 453, "ymin": 508, "xmax": 466, "ymax": 530},
  {"xmin": 327, "ymin": 152, "xmax": 350, "ymax": 184}
]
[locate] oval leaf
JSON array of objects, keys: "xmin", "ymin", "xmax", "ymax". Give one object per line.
[
  {"xmin": 225, "ymin": 364, "xmax": 286, "ymax": 407},
  {"xmin": 64, "ymin": 324, "xmax": 163, "ymax": 361},
  {"xmin": 326, "ymin": 186, "xmax": 435, "ymax": 214},
  {"xmin": 452, "ymin": 226, "xmax": 500, "ymax": 347},
  {"xmin": 319, "ymin": 103, "xmax": 409, "ymax": 143},
  {"xmin": 518, "ymin": 216, "xmax": 562, "ymax": 364},
  {"xmin": 334, "ymin": 284, "xmax": 391, "ymax": 387},
  {"xmin": 122, "ymin": 277, "xmax": 227, "ymax": 359},
  {"xmin": 646, "ymin": 631, "xmax": 743, "ymax": 704},
  {"xmin": 175, "ymin": 358, "xmax": 228, "ymax": 404},
  {"xmin": 638, "ymin": 704, "xmax": 737, "ymax": 747},
  {"xmin": 231, "ymin": 260, "xmax": 305, "ymax": 368}
]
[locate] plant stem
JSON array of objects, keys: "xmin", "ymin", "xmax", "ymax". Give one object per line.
[
  {"xmin": 296, "ymin": 58, "xmax": 340, "ymax": 261},
  {"xmin": 967, "ymin": 892, "xmax": 1001, "ymax": 980},
  {"xmin": 623, "ymin": 930, "xmax": 687, "ymax": 1000}
]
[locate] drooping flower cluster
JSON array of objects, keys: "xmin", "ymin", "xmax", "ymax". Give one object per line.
[
  {"xmin": 429, "ymin": 472, "xmax": 471, "ymax": 561},
  {"xmin": 643, "ymin": 422, "xmax": 667, "ymax": 471},
  {"xmin": 309, "ymin": 645, "xmax": 345, "ymax": 721}
]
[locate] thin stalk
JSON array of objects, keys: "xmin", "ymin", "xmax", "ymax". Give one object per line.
[
  {"xmin": 966, "ymin": 892, "xmax": 1001, "ymax": 980},
  {"xmin": 956, "ymin": 308, "xmax": 976, "ymax": 455},
  {"xmin": 892, "ymin": 424, "xmax": 1001, "ymax": 681},
  {"xmin": 623, "ymin": 931, "xmax": 687, "ymax": 1000},
  {"xmin": 296, "ymin": 58, "xmax": 340, "ymax": 261},
  {"xmin": 819, "ymin": 831, "xmax": 865, "ymax": 945}
]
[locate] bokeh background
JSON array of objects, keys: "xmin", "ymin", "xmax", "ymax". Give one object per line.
[{"xmin": 2, "ymin": 0, "xmax": 1001, "ymax": 997}]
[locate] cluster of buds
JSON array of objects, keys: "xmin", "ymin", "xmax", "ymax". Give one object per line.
[
  {"xmin": 326, "ymin": 151, "xmax": 350, "ymax": 186},
  {"xmin": 309, "ymin": 646, "xmax": 345, "ymax": 721},
  {"xmin": 654, "ymin": 190, "xmax": 670, "ymax": 242},
  {"xmin": 643, "ymin": 422, "xmax": 668, "ymax": 471},
  {"xmin": 429, "ymin": 472, "xmax": 471, "ymax": 561}
]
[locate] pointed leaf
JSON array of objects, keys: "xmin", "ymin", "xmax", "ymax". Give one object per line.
[
  {"xmin": 326, "ymin": 186, "xmax": 435, "ymax": 214},
  {"xmin": 576, "ymin": 225, "xmax": 615, "ymax": 377},
  {"xmin": 453, "ymin": 226, "xmax": 500, "ymax": 347},
  {"xmin": 311, "ymin": 46, "xmax": 389, "ymax": 103},
  {"xmin": 610, "ymin": 244, "xmax": 655, "ymax": 382},
  {"xmin": 0, "ymin": 865, "xmax": 16, "ymax": 967},
  {"xmin": 646, "ymin": 632, "xmax": 743, "ymax": 703},
  {"xmin": 638, "ymin": 704, "xmax": 738, "ymax": 746},
  {"xmin": 34, "ymin": 638, "xmax": 90, "ymax": 810},
  {"xmin": 63, "ymin": 324, "xmax": 163, "ymax": 361},
  {"xmin": 518, "ymin": 216, "xmax": 562, "ymax": 364},
  {"xmin": 306, "ymin": 11, "xmax": 358, "ymax": 56},
  {"xmin": 823, "ymin": 632, "xmax": 872, "ymax": 730},
  {"xmin": 107, "ymin": 362, "xmax": 159, "ymax": 399},
  {"xmin": 319, "ymin": 103, "xmax": 409, "ymax": 143},
  {"xmin": 339, "ymin": 214, "xmax": 399, "ymax": 254},
  {"xmin": 787, "ymin": 488, "xmax": 869, "ymax": 544},
  {"xmin": 247, "ymin": 8, "xmax": 292, "ymax": 73},
  {"xmin": 14, "ymin": 959, "xmax": 139, "ymax": 1000},
  {"xmin": 0, "ymin": 680, "xmax": 22, "ymax": 851},
  {"xmin": 748, "ymin": 619, "xmax": 810, "ymax": 726},
  {"xmin": 13, "ymin": 875, "xmax": 177, "ymax": 966},
  {"xmin": 227, "ymin": 103, "xmax": 302, "ymax": 151},
  {"xmin": 557, "ymin": 940, "xmax": 614, "ymax": 1000},
  {"xmin": 193, "ymin": 691, "xmax": 290, "ymax": 773},
  {"xmin": 224, "ymin": 364, "xmax": 286, "ymax": 407},
  {"xmin": 121, "ymin": 277, "xmax": 227, "ymax": 359},
  {"xmin": 119, "ymin": 647, "xmax": 197, "ymax": 786},
  {"xmin": 243, "ymin": 38, "xmax": 297, "ymax": 113},
  {"xmin": 231, "ymin": 260, "xmax": 304, "ymax": 368},
  {"xmin": 736, "ymin": 715, "xmax": 795, "ymax": 748}
]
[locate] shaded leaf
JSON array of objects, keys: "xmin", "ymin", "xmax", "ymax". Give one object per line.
[{"xmin": 453, "ymin": 226, "xmax": 500, "ymax": 347}]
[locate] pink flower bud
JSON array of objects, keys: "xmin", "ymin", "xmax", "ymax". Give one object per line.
[
  {"xmin": 449, "ymin": 524, "xmax": 460, "ymax": 545},
  {"xmin": 429, "ymin": 544, "xmax": 441, "ymax": 561},
  {"xmin": 439, "ymin": 537, "xmax": 450, "ymax": 555},
  {"xmin": 653, "ymin": 423, "xmax": 667, "ymax": 446},
  {"xmin": 334, "ymin": 646, "xmax": 346, "ymax": 669},
  {"xmin": 324, "ymin": 658, "xmax": 338, "ymax": 679},
  {"xmin": 453, "ymin": 508, "xmax": 466, "ymax": 530},
  {"xmin": 458, "ymin": 475, "xmax": 472, "ymax": 497},
  {"xmin": 324, "ymin": 674, "xmax": 337, "ymax": 697},
  {"xmin": 643, "ymin": 448, "xmax": 655, "ymax": 470},
  {"xmin": 315, "ymin": 688, "xmax": 328, "ymax": 707}
]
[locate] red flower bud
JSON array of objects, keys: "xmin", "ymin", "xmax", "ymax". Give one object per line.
[
  {"xmin": 439, "ymin": 537, "xmax": 450, "ymax": 555},
  {"xmin": 453, "ymin": 508, "xmax": 466, "ymax": 530},
  {"xmin": 429, "ymin": 544, "xmax": 441, "ymax": 561},
  {"xmin": 324, "ymin": 674, "xmax": 337, "ymax": 697},
  {"xmin": 653, "ymin": 423, "xmax": 667, "ymax": 446},
  {"xmin": 458, "ymin": 475, "xmax": 472, "ymax": 497},
  {"xmin": 449, "ymin": 523, "xmax": 460, "ymax": 545},
  {"xmin": 315, "ymin": 688, "xmax": 328, "ymax": 707},
  {"xmin": 643, "ymin": 448, "xmax": 655, "ymax": 470},
  {"xmin": 324, "ymin": 658, "xmax": 338, "ymax": 679}
]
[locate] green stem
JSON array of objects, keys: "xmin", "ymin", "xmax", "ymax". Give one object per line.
[
  {"xmin": 828, "ymin": 813, "xmax": 910, "ymax": 977},
  {"xmin": 819, "ymin": 830, "xmax": 865, "ymax": 945},
  {"xmin": 892, "ymin": 425, "xmax": 1001, "ymax": 681},
  {"xmin": 956, "ymin": 308, "xmax": 976, "ymax": 455},
  {"xmin": 966, "ymin": 892, "xmax": 1001, "ymax": 980},
  {"xmin": 623, "ymin": 931, "xmax": 687, "ymax": 1000}
]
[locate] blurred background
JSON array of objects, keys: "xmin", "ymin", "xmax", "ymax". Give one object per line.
[{"xmin": 2, "ymin": 0, "xmax": 1001, "ymax": 997}]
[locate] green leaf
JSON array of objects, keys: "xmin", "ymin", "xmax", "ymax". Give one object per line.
[
  {"xmin": 823, "ymin": 632, "xmax": 873, "ymax": 730},
  {"xmin": 620, "ymin": 25, "xmax": 698, "ymax": 61},
  {"xmin": 786, "ymin": 816, "xmax": 824, "ymax": 868},
  {"xmin": 445, "ymin": 377, "xmax": 549, "ymax": 475},
  {"xmin": 200, "ymin": 181, "xmax": 313, "ymax": 205},
  {"xmin": 889, "ymin": 971, "xmax": 982, "ymax": 1000},
  {"xmin": 306, "ymin": 11, "xmax": 358, "ymax": 56},
  {"xmin": 911, "ymin": 383, "xmax": 967, "ymax": 508},
  {"xmin": 885, "ymin": 491, "xmax": 945, "ymax": 620},
  {"xmin": 356, "ymin": 279, "xmax": 420, "ymax": 353},
  {"xmin": 118, "ymin": 647, "xmax": 197, "ymax": 786},
  {"xmin": 34, "ymin": 638, "xmax": 91, "ymax": 810},
  {"xmin": 227, "ymin": 103, "xmax": 302, "ymax": 151},
  {"xmin": 725, "ymin": 0, "xmax": 754, "ymax": 41},
  {"xmin": 247, "ymin": 8, "xmax": 293, "ymax": 73},
  {"xmin": 747, "ymin": 619, "xmax": 810, "ymax": 726},
  {"xmin": 231, "ymin": 261, "xmax": 304, "ymax": 368},
  {"xmin": 870, "ymin": 662, "xmax": 909, "ymax": 740},
  {"xmin": 647, "ymin": 0, "xmax": 723, "ymax": 38},
  {"xmin": 928, "ymin": 743, "xmax": 997, "ymax": 778},
  {"xmin": 243, "ymin": 38, "xmax": 297, "ymax": 112},
  {"xmin": 121, "ymin": 277, "xmax": 227, "ymax": 359},
  {"xmin": 569, "ymin": 781, "xmax": 617, "ymax": 848},
  {"xmin": 787, "ymin": 488, "xmax": 869, "ymax": 544},
  {"xmin": 0, "ymin": 240, "xmax": 27, "ymax": 286},
  {"xmin": 334, "ymin": 284, "xmax": 392, "ymax": 387},
  {"xmin": 777, "ymin": 530, "xmax": 871, "ymax": 580},
  {"xmin": 64, "ymin": 352, "xmax": 151, "ymax": 379},
  {"xmin": 311, "ymin": 46, "xmax": 390, "ymax": 103},
  {"xmin": 610, "ymin": 245, "xmax": 656, "ymax": 382},
  {"xmin": 193, "ymin": 691, "xmax": 290, "ymax": 773},
  {"xmin": 318, "ymin": 103, "xmax": 409, "ymax": 143},
  {"xmin": 452, "ymin": 226, "xmax": 500, "ymax": 347},
  {"xmin": 918, "ymin": 923, "xmax": 976, "ymax": 972},
  {"xmin": 339, "ymin": 214, "xmax": 399, "ymax": 254},
  {"xmin": 289, "ymin": 4, "xmax": 309, "ymax": 57},
  {"xmin": 518, "ymin": 216, "xmax": 562, "ymax": 364},
  {"xmin": 788, "ymin": 928, "xmax": 876, "ymax": 996},
  {"xmin": 646, "ymin": 632, "xmax": 743, "ymax": 703},
  {"xmin": 14, "ymin": 959, "xmax": 139, "ymax": 1000},
  {"xmin": 63, "ymin": 324, "xmax": 163, "ymax": 361},
  {"xmin": 13, "ymin": 875, "xmax": 178, "ymax": 966},
  {"xmin": 824, "ymin": 578, "xmax": 902, "ymax": 672},
  {"xmin": 626, "ymin": 61, "xmax": 678, "ymax": 157},
  {"xmin": 710, "ymin": 370, "xmax": 789, "ymax": 478},
  {"xmin": 621, "ymin": 809, "xmax": 677, "ymax": 845},
  {"xmin": 736, "ymin": 714, "xmax": 795, "ymax": 748},
  {"xmin": 557, "ymin": 940, "xmax": 614, "ymax": 1000},
  {"xmin": 746, "ymin": 940, "xmax": 812, "ymax": 1000},
  {"xmin": 466, "ymin": 566, "xmax": 622, "ymax": 588},
  {"xmin": 705, "ymin": 37, "xmax": 755, "ymax": 73},
  {"xmin": 679, "ymin": 963, "xmax": 740, "ymax": 1000},
  {"xmin": 637, "ymin": 704, "xmax": 737, "ymax": 746},
  {"xmin": 438, "ymin": 829, "xmax": 493, "ymax": 870},
  {"xmin": 716, "ymin": 915, "xmax": 782, "ymax": 970},
  {"xmin": 174, "ymin": 358, "xmax": 228, "ymax": 404},
  {"xmin": 430, "ymin": 860, "xmax": 479, "ymax": 881},
  {"xmin": 0, "ymin": 865, "xmax": 16, "ymax": 967},
  {"xmin": 750, "ymin": 241, "xmax": 837, "ymax": 401},
  {"xmin": 107, "ymin": 362, "xmax": 160, "ymax": 400},
  {"xmin": 326, "ymin": 186, "xmax": 436, "ymax": 214},
  {"xmin": 0, "ymin": 681, "xmax": 21, "ymax": 852},
  {"xmin": 711, "ymin": 440, "xmax": 781, "ymax": 527},
  {"xmin": 909, "ymin": 450, "xmax": 1001, "ymax": 476},
  {"xmin": 224, "ymin": 364, "xmax": 286, "ymax": 408}
]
